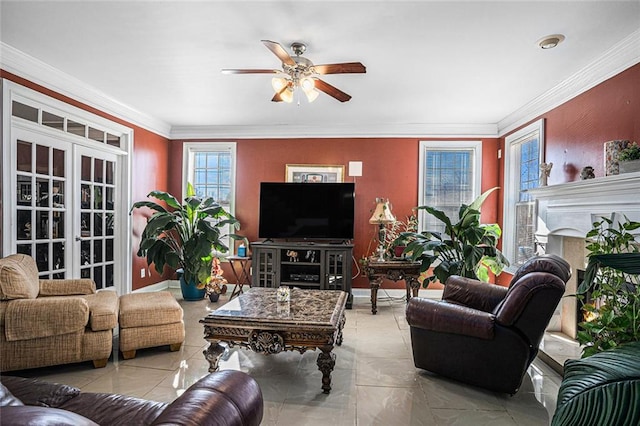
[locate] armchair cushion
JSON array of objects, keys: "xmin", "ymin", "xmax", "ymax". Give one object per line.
[
  {"xmin": 510, "ymin": 253, "xmax": 571, "ymax": 287},
  {"xmin": 494, "ymin": 271, "xmax": 565, "ymax": 327},
  {"xmin": 443, "ymin": 276, "xmax": 508, "ymax": 312},
  {"xmin": 83, "ymin": 291, "xmax": 119, "ymax": 331},
  {"xmin": 0, "ymin": 406, "xmax": 98, "ymax": 426},
  {"xmin": 39, "ymin": 279, "xmax": 96, "ymax": 297},
  {"xmin": 4, "ymin": 297, "xmax": 89, "ymax": 341},
  {"xmin": 0, "ymin": 254, "xmax": 39, "ymax": 300},
  {"xmin": 406, "ymin": 298, "xmax": 495, "ymax": 340},
  {"xmin": 1, "ymin": 383, "xmax": 24, "ymax": 407}
]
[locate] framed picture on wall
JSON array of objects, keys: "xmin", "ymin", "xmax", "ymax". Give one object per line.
[{"xmin": 285, "ymin": 164, "xmax": 345, "ymax": 183}]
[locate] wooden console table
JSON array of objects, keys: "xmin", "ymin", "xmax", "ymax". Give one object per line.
[{"xmin": 364, "ymin": 258, "xmax": 422, "ymax": 314}]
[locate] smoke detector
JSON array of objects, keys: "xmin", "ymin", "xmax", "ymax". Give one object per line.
[{"xmin": 537, "ymin": 34, "xmax": 565, "ymax": 49}]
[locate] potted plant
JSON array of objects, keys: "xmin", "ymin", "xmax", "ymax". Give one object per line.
[
  {"xmin": 398, "ymin": 187, "xmax": 509, "ymax": 286},
  {"xmin": 131, "ymin": 183, "xmax": 240, "ymax": 301},
  {"xmin": 205, "ymin": 257, "xmax": 228, "ymax": 302},
  {"xmin": 388, "ymin": 211, "xmax": 419, "ymax": 258},
  {"xmin": 576, "ymin": 215, "xmax": 640, "ymax": 357},
  {"xmin": 618, "ymin": 141, "xmax": 640, "ymax": 174},
  {"xmin": 360, "ymin": 209, "xmax": 418, "ymax": 266}
]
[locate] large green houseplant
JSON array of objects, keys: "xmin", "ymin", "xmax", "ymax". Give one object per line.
[
  {"xmin": 399, "ymin": 187, "xmax": 509, "ymax": 286},
  {"xmin": 576, "ymin": 215, "xmax": 640, "ymax": 357},
  {"xmin": 131, "ymin": 183, "xmax": 240, "ymax": 297}
]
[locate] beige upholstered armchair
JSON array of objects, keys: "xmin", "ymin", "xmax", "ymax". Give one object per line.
[{"xmin": 0, "ymin": 254, "xmax": 119, "ymax": 372}]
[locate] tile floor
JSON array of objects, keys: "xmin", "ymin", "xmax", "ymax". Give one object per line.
[{"xmin": 6, "ymin": 288, "xmax": 564, "ymax": 425}]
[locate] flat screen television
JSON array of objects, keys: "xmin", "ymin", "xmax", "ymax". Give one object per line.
[{"xmin": 258, "ymin": 182, "xmax": 355, "ymax": 240}]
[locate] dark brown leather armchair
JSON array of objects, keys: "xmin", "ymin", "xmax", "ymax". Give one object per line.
[{"xmin": 406, "ymin": 254, "xmax": 570, "ymax": 394}]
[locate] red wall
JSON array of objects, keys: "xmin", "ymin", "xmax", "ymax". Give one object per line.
[
  {"xmin": 170, "ymin": 137, "xmax": 500, "ymax": 289},
  {"xmin": 495, "ymin": 63, "xmax": 640, "ymax": 285},
  {"xmin": 1, "ymin": 71, "xmax": 171, "ymax": 291}
]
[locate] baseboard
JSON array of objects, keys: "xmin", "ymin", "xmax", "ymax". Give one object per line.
[
  {"xmin": 132, "ymin": 280, "xmax": 172, "ymax": 293},
  {"xmin": 352, "ymin": 288, "xmax": 442, "ymax": 300}
]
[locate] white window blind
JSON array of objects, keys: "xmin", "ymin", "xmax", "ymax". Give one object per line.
[
  {"xmin": 504, "ymin": 120, "xmax": 544, "ymax": 270},
  {"xmin": 418, "ymin": 141, "xmax": 482, "ymax": 234}
]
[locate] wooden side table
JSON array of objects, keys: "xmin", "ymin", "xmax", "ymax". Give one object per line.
[
  {"xmin": 364, "ymin": 258, "xmax": 422, "ymax": 314},
  {"xmin": 227, "ymin": 255, "xmax": 252, "ymax": 299}
]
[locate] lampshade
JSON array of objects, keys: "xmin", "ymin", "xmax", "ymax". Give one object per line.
[
  {"xmin": 271, "ymin": 77, "xmax": 289, "ymax": 92},
  {"xmin": 300, "ymin": 77, "xmax": 315, "ymax": 91},
  {"xmin": 369, "ymin": 198, "xmax": 396, "ymax": 224},
  {"xmin": 303, "ymin": 88, "xmax": 319, "ymax": 103},
  {"xmin": 279, "ymin": 87, "xmax": 294, "ymax": 103}
]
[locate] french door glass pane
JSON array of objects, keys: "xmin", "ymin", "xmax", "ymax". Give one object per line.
[
  {"xmin": 14, "ymin": 139, "xmax": 68, "ymax": 278},
  {"xmin": 78, "ymin": 153, "xmax": 116, "ymax": 290}
]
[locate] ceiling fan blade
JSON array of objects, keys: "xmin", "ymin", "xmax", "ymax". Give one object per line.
[
  {"xmin": 221, "ymin": 69, "xmax": 280, "ymax": 74},
  {"xmin": 271, "ymin": 93, "xmax": 283, "ymax": 102},
  {"xmin": 314, "ymin": 62, "xmax": 366, "ymax": 74},
  {"xmin": 261, "ymin": 40, "xmax": 296, "ymax": 66},
  {"xmin": 314, "ymin": 79, "xmax": 352, "ymax": 102}
]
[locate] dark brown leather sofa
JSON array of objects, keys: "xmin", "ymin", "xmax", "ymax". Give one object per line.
[
  {"xmin": 0, "ymin": 371, "xmax": 263, "ymax": 426},
  {"xmin": 406, "ymin": 254, "xmax": 571, "ymax": 394}
]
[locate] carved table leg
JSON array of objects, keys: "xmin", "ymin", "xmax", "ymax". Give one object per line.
[
  {"xmin": 203, "ymin": 341, "xmax": 226, "ymax": 373},
  {"xmin": 407, "ymin": 276, "xmax": 420, "ymax": 301},
  {"xmin": 370, "ymin": 276, "xmax": 382, "ymax": 314},
  {"xmin": 316, "ymin": 346, "xmax": 336, "ymax": 394},
  {"xmin": 336, "ymin": 314, "xmax": 346, "ymax": 346}
]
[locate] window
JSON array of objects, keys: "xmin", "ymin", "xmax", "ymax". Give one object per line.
[
  {"xmin": 418, "ymin": 141, "xmax": 482, "ymax": 234},
  {"xmin": 503, "ymin": 119, "xmax": 544, "ymax": 271},
  {"xmin": 183, "ymin": 142, "xmax": 237, "ymax": 251}
]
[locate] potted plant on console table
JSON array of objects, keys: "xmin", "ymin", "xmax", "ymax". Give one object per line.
[
  {"xmin": 131, "ymin": 183, "xmax": 240, "ymax": 301},
  {"xmin": 397, "ymin": 187, "xmax": 509, "ymax": 287}
]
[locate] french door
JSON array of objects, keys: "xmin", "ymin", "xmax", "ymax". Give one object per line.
[
  {"xmin": 9, "ymin": 127, "xmax": 124, "ymax": 293},
  {"xmin": 75, "ymin": 146, "xmax": 119, "ymax": 289}
]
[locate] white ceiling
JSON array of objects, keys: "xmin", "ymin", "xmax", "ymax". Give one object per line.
[{"xmin": 1, "ymin": 1, "xmax": 639, "ymax": 139}]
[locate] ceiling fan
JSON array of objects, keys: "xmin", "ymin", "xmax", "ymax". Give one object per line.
[{"xmin": 222, "ymin": 40, "xmax": 366, "ymax": 103}]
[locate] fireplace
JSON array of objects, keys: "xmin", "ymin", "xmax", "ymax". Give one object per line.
[{"xmin": 528, "ymin": 173, "xmax": 640, "ymax": 339}]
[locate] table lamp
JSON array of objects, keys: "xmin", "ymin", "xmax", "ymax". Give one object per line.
[{"xmin": 369, "ymin": 198, "xmax": 396, "ymax": 261}]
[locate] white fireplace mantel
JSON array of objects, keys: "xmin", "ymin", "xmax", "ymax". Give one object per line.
[
  {"xmin": 528, "ymin": 172, "xmax": 640, "ymax": 339},
  {"xmin": 528, "ymin": 172, "xmax": 640, "ymax": 239}
]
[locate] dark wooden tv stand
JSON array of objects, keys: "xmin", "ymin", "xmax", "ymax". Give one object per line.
[{"xmin": 251, "ymin": 241, "xmax": 353, "ymax": 308}]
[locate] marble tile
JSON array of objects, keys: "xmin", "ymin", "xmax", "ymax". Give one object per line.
[
  {"xmin": 356, "ymin": 357, "xmax": 420, "ymax": 388},
  {"xmin": 356, "ymin": 385, "xmax": 437, "ymax": 425},
  {"xmin": 430, "ymin": 408, "xmax": 518, "ymax": 425},
  {"xmin": 79, "ymin": 365, "xmax": 172, "ymax": 398},
  {"xmin": 116, "ymin": 343, "xmax": 202, "ymax": 370},
  {"xmin": 418, "ymin": 372, "xmax": 505, "ymax": 411}
]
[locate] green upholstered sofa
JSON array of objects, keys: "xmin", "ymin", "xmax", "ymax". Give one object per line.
[{"xmin": 551, "ymin": 341, "xmax": 640, "ymax": 426}]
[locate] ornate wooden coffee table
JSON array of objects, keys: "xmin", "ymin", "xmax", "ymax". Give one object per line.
[{"xmin": 200, "ymin": 288, "xmax": 347, "ymax": 394}]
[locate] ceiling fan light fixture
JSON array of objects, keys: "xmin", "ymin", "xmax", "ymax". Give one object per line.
[
  {"xmin": 271, "ymin": 77, "xmax": 289, "ymax": 93},
  {"xmin": 280, "ymin": 87, "xmax": 294, "ymax": 103},
  {"xmin": 304, "ymin": 89, "xmax": 320, "ymax": 103},
  {"xmin": 300, "ymin": 77, "xmax": 315, "ymax": 91}
]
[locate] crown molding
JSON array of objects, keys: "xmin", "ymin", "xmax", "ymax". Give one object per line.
[
  {"xmin": 170, "ymin": 122, "xmax": 499, "ymax": 140},
  {"xmin": 497, "ymin": 29, "xmax": 640, "ymax": 137},
  {"xmin": 0, "ymin": 42, "xmax": 172, "ymax": 138}
]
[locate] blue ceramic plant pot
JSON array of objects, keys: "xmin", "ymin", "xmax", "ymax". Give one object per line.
[{"xmin": 177, "ymin": 269, "xmax": 205, "ymax": 301}]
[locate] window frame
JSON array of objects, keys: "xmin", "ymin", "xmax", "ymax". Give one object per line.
[
  {"xmin": 182, "ymin": 142, "xmax": 237, "ymax": 252},
  {"xmin": 502, "ymin": 119, "xmax": 545, "ymax": 273},
  {"xmin": 417, "ymin": 140, "xmax": 482, "ymax": 233}
]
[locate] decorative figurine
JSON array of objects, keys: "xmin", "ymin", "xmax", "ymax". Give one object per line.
[
  {"xmin": 580, "ymin": 166, "xmax": 595, "ymax": 180},
  {"xmin": 540, "ymin": 162, "xmax": 553, "ymax": 186},
  {"xmin": 286, "ymin": 250, "xmax": 299, "ymax": 262}
]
